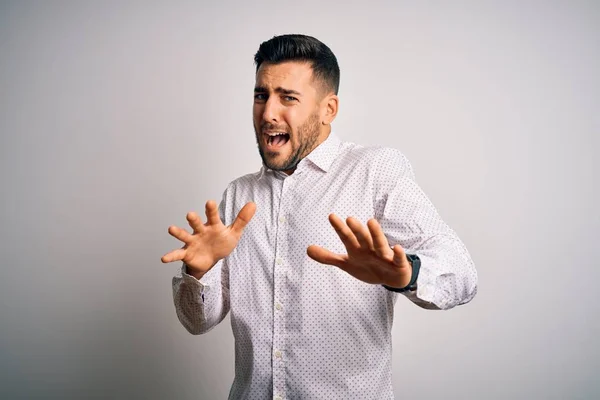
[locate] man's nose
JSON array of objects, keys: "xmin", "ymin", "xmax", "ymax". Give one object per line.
[{"xmin": 262, "ymin": 97, "xmax": 280, "ymax": 123}]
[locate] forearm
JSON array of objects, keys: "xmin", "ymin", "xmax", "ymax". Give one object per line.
[
  {"xmin": 374, "ymin": 152, "xmax": 478, "ymax": 310},
  {"xmin": 402, "ymin": 233, "xmax": 477, "ymax": 310},
  {"xmin": 172, "ymin": 261, "xmax": 230, "ymax": 334}
]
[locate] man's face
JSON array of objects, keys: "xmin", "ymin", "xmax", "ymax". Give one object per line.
[{"xmin": 253, "ymin": 61, "xmax": 328, "ymax": 174}]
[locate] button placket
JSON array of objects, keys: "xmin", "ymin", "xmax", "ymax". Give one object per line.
[{"xmin": 272, "ymin": 176, "xmax": 292, "ymax": 400}]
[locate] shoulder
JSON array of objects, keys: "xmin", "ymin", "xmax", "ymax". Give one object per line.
[
  {"xmin": 339, "ymin": 142, "xmax": 414, "ymax": 180},
  {"xmin": 373, "ymin": 146, "xmax": 414, "ymax": 180},
  {"xmin": 228, "ymin": 169, "xmax": 262, "ymax": 190},
  {"xmin": 217, "ymin": 170, "xmax": 262, "ymax": 223},
  {"xmin": 217, "ymin": 170, "xmax": 263, "ymax": 204}
]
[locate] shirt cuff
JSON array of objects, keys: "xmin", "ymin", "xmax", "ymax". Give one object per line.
[
  {"xmin": 401, "ymin": 253, "xmax": 443, "ymax": 310},
  {"xmin": 181, "ymin": 263, "xmax": 210, "ymax": 302}
]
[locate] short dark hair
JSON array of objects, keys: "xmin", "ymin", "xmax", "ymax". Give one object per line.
[{"xmin": 254, "ymin": 34, "xmax": 340, "ymax": 95}]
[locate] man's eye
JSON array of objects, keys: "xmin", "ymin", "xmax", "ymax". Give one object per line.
[
  {"xmin": 254, "ymin": 94, "xmax": 267, "ymax": 101},
  {"xmin": 284, "ymin": 96, "xmax": 298, "ymax": 102}
]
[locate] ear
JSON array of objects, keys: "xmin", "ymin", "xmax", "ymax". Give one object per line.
[{"xmin": 320, "ymin": 94, "xmax": 339, "ymax": 125}]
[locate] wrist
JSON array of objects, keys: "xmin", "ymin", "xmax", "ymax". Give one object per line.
[
  {"xmin": 185, "ymin": 263, "xmax": 207, "ymax": 280},
  {"xmin": 383, "ymin": 254, "xmax": 421, "ymax": 293}
]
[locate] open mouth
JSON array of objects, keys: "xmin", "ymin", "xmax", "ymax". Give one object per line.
[{"xmin": 264, "ymin": 132, "xmax": 290, "ymax": 150}]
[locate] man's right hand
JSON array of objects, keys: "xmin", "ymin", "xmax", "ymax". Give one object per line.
[{"xmin": 161, "ymin": 200, "xmax": 256, "ymax": 280}]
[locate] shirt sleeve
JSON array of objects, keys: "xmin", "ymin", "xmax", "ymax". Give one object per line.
[
  {"xmin": 171, "ymin": 186, "xmax": 232, "ymax": 334},
  {"xmin": 171, "ymin": 259, "xmax": 230, "ymax": 334},
  {"xmin": 374, "ymin": 148, "xmax": 478, "ymax": 310}
]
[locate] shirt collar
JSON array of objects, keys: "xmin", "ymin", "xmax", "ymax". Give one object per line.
[
  {"xmin": 301, "ymin": 132, "xmax": 341, "ymax": 173},
  {"xmin": 259, "ymin": 132, "xmax": 342, "ymax": 178}
]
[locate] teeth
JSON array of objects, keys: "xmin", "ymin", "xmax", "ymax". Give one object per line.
[{"xmin": 266, "ymin": 132, "xmax": 289, "ymax": 146}]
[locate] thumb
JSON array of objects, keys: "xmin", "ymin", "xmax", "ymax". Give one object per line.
[
  {"xmin": 392, "ymin": 245, "xmax": 407, "ymax": 267},
  {"xmin": 307, "ymin": 245, "xmax": 344, "ymax": 267},
  {"xmin": 231, "ymin": 202, "xmax": 257, "ymax": 233}
]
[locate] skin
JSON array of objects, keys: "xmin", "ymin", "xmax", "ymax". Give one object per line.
[
  {"xmin": 162, "ymin": 61, "xmax": 412, "ymax": 288},
  {"xmin": 253, "ymin": 61, "xmax": 337, "ymax": 174}
]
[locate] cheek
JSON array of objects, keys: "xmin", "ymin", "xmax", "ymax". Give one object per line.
[
  {"xmin": 252, "ymin": 106, "xmax": 261, "ymax": 122},
  {"xmin": 283, "ymin": 109, "xmax": 301, "ymax": 131}
]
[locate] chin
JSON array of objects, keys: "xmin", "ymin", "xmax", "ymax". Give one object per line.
[{"xmin": 266, "ymin": 158, "xmax": 288, "ymax": 171}]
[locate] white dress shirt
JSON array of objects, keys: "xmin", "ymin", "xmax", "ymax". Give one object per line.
[{"xmin": 172, "ymin": 132, "xmax": 478, "ymax": 399}]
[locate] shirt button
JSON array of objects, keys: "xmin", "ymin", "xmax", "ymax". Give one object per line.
[
  {"xmin": 274, "ymin": 396, "xmax": 282, "ymax": 400},
  {"xmin": 275, "ymin": 350, "xmax": 282, "ymax": 358},
  {"xmin": 279, "ymin": 216, "xmax": 286, "ymax": 223},
  {"xmin": 276, "ymin": 258, "xmax": 283, "ymax": 265},
  {"xmin": 275, "ymin": 303, "xmax": 283, "ymax": 311}
]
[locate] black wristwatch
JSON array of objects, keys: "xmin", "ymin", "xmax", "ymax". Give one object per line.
[{"xmin": 382, "ymin": 254, "xmax": 421, "ymax": 293}]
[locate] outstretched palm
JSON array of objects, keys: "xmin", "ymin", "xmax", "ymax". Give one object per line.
[
  {"xmin": 162, "ymin": 200, "xmax": 256, "ymax": 279},
  {"xmin": 307, "ymin": 214, "xmax": 412, "ymax": 288}
]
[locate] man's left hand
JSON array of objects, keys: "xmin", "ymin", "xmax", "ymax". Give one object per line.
[{"xmin": 307, "ymin": 214, "xmax": 412, "ymax": 288}]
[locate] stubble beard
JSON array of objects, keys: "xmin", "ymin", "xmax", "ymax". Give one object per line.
[{"xmin": 255, "ymin": 112, "xmax": 321, "ymax": 172}]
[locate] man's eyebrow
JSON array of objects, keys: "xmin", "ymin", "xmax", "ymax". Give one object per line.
[
  {"xmin": 276, "ymin": 87, "xmax": 302, "ymax": 96},
  {"xmin": 254, "ymin": 86, "xmax": 302, "ymax": 96}
]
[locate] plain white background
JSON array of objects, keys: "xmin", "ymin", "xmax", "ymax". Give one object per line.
[{"xmin": 0, "ymin": 1, "xmax": 598, "ymax": 399}]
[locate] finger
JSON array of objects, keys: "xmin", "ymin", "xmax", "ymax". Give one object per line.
[
  {"xmin": 186, "ymin": 211, "xmax": 205, "ymax": 233},
  {"xmin": 346, "ymin": 217, "xmax": 374, "ymax": 249},
  {"xmin": 161, "ymin": 248, "xmax": 186, "ymax": 263},
  {"xmin": 367, "ymin": 219, "xmax": 392, "ymax": 258},
  {"xmin": 306, "ymin": 245, "xmax": 346, "ymax": 267},
  {"xmin": 168, "ymin": 225, "xmax": 193, "ymax": 243},
  {"xmin": 392, "ymin": 245, "xmax": 407, "ymax": 267},
  {"xmin": 205, "ymin": 200, "xmax": 221, "ymax": 225},
  {"xmin": 231, "ymin": 202, "xmax": 257, "ymax": 233},
  {"xmin": 328, "ymin": 214, "xmax": 360, "ymax": 249}
]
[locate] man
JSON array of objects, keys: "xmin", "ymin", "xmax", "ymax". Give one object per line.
[{"xmin": 162, "ymin": 34, "xmax": 477, "ymax": 399}]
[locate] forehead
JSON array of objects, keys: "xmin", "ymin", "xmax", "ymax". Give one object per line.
[{"xmin": 255, "ymin": 61, "xmax": 315, "ymax": 91}]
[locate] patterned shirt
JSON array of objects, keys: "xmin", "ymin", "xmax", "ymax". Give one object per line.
[{"xmin": 172, "ymin": 132, "xmax": 478, "ymax": 399}]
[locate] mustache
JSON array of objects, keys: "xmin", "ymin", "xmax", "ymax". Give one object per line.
[{"xmin": 260, "ymin": 123, "xmax": 290, "ymax": 134}]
